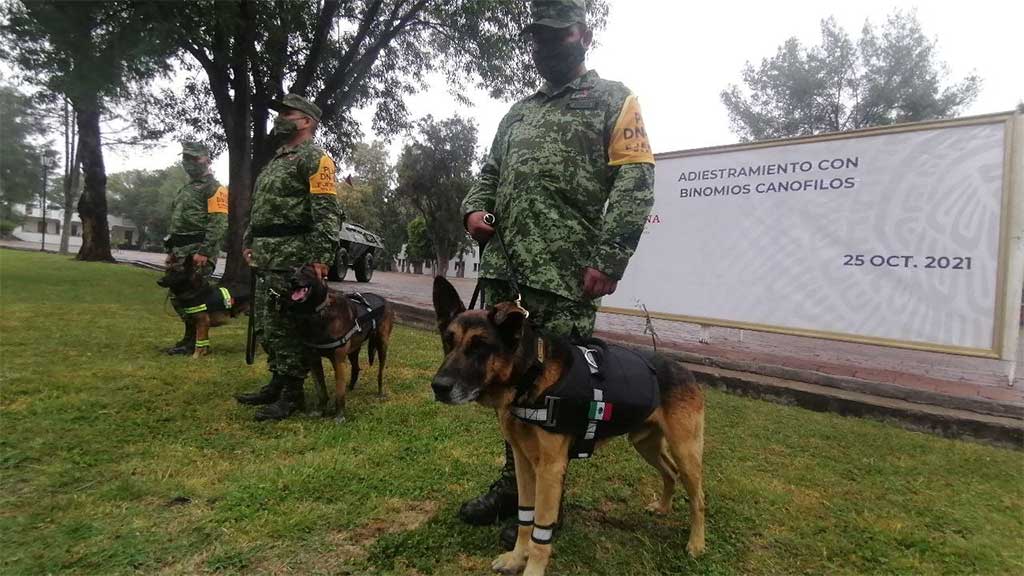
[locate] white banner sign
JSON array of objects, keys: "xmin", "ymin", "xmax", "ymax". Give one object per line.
[{"xmin": 603, "ymin": 120, "xmax": 1012, "ymax": 355}]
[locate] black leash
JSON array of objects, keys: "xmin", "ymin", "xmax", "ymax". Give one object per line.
[
  {"xmin": 482, "ymin": 213, "xmax": 525, "ymax": 311},
  {"xmin": 245, "ymin": 266, "xmax": 258, "ymax": 364},
  {"xmin": 468, "ymin": 240, "xmax": 487, "ymax": 310}
]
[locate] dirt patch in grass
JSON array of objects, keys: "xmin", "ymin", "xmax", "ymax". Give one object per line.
[{"xmin": 248, "ymin": 499, "xmax": 440, "ymax": 574}]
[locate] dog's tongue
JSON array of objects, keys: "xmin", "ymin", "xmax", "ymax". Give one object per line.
[{"xmin": 291, "ymin": 286, "xmax": 310, "ymax": 301}]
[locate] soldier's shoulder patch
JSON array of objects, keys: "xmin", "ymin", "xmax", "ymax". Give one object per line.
[
  {"xmin": 207, "ymin": 185, "xmax": 229, "ymax": 214},
  {"xmin": 608, "ymin": 94, "xmax": 655, "ymax": 166},
  {"xmin": 309, "ymin": 155, "xmax": 336, "ymax": 195}
]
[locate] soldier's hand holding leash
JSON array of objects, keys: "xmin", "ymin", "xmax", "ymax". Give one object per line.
[
  {"xmin": 469, "ymin": 211, "xmax": 618, "ymax": 301},
  {"xmin": 466, "ymin": 211, "xmax": 495, "ymax": 243},
  {"xmin": 582, "ymin": 267, "xmax": 617, "ymax": 299}
]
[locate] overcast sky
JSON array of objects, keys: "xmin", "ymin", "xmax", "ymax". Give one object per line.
[{"xmin": 103, "ymin": 0, "xmax": 1022, "ymax": 182}]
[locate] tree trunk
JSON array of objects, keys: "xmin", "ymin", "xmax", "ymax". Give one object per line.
[
  {"xmin": 221, "ymin": 135, "xmax": 252, "ymax": 287},
  {"xmin": 60, "ymin": 99, "xmax": 79, "ymax": 255},
  {"xmin": 412, "ymin": 261, "xmax": 423, "ymax": 274},
  {"xmin": 219, "ymin": 0, "xmax": 256, "ymax": 287},
  {"xmin": 436, "ymin": 252, "xmax": 450, "ymax": 278},
  {"xmin": 74, "ymin": 95, "xmax": 113, "ymax": 262}
]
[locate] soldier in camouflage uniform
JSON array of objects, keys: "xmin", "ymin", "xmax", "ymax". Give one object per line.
[
  {"xmin": 459, "ymin": 0, "xmax": 656, "ymax": 549},
  {"xmin": 164, "ymin": 141, "xmax": 229, "ymax": 355},
  {"xmin": 234, "ymin": 94, "xmax": 344, "ymax": 422}
]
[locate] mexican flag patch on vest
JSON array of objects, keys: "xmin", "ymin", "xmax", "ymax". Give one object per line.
[{"xmin": 589, "ymin": 401, "xmax": 614, "ymax": 421}]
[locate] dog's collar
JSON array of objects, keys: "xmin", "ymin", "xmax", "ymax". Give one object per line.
[
  {"xmin": 513, "ymin": 362, "xmax": 544, "ymax": 403},
  {"xmin": 512, "ymin": 337, "xmax": 547, "ymax": 402},
  {"xmin": 314, "ymin": 292, "xmax": 331, "ymax": 313}
]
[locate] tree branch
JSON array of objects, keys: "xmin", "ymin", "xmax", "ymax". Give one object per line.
[
  {"xmin": 315, "ymin": 0, "xmax": 386, "ymax": 110},
  {"xmin": 321, "ymin": 0, "xmax": 428, "ymax": 120},
  {"xmin": 290, "ymin": 0, "xmax": 341, "ymax": 95}
]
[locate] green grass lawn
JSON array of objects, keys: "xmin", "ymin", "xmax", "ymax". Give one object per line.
[{"xmin": 1, "ymin": 248, "xmax": 1022, "ymax": 576}]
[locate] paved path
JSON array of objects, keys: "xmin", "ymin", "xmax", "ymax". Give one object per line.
[
  {"xmin": 6, "ymin": 240, "xmax": 1020, "ymax": 408},
  {"xmin": 327, "ymin": 267, "xmax": 1023, "ymax": 408}
]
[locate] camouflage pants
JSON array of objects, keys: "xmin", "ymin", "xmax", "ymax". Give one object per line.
[
  {"xmin": 481, "ymin": 278, "xmax": 596, "ymax": 339},
  {"xmin": 255, "ymin": 271, "xmax": 308, "ymax": 379},
  {"xmin": 167, "ymin": 251, "xmax": 216, "ymax": 320}
]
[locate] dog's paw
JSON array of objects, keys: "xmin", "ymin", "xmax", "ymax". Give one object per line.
[
  {"xmin": 333, "ymin": 412, "xmax": 347, "ymax": 424},
  {"xmin": 491, "ymin": 551, "xmax": 527, "ymax": 574},
  {"xmin": 646, "ymin": 499, "xmax": 672, "ymax": 515},
  {"xmin": 376, "ymin": 393, "xmax": 388, "ymax": 400},
  {"xmin": 523, "ymin": 564, "xmax": 547, "ymax": 576},
  {"xmin": 686, "ymin": 537, "xmax": 706, "ymax": 558}
]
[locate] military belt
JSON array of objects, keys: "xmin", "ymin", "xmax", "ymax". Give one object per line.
[
  {"xmin": 252, "ymin": 223, "xmax": 312, "ymax": 238},
  {"xmin": 165, "ymin": 232, "xmax": 205, "ymax": 248}
]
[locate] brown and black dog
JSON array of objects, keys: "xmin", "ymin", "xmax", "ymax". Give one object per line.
[
  {"xmin": 157, "ymin": 256, "xmax": 251, "ymax": 358},
  {"xmin": 281, "ymin": 264, "xmax": 394, "ymax": 422},
  {"xmin": 431, "ymin": 276, "xmax": 705, "ymax": 576}
]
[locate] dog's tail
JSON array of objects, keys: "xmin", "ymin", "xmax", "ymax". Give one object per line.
[{"xmin": 367, "ymin": 337, "xmax": 378, "ymax": 366}]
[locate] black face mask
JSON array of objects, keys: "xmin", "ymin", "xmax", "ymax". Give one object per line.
[
  {"xmin": 182, "ymin": 159, "xmax": 206, "ymax": 179},
  {"xmin": 269, "ymin": 116, "xmax": 301, "ymax": 142},
  {"xmin": 532, "ymin": 39, "xmax": 587, "ymax": 86}
]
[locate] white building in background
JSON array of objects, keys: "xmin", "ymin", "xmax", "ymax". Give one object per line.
[
  {"xmin": 395, "ymin": 243, "xmax": 480, "ymax": 279},
  {"xmin": 8, "ymin": 203, "xmax": 139, "ymax": 250}
]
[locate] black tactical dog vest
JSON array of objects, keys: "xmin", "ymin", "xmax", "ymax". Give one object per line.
[
  {"xmin": 512, "ymin": 339, "xmax": 660, "ymax": 459},
  {"xmin": 183, "ymin": 286, "xmax": 235, "ymax": 315},
  {"xmin": 304, "ymin": 292, "xmax": 386, "ymax": 350}
]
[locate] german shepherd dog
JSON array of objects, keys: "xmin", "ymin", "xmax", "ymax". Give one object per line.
[
  {"xmin": 157, "ymin": 255, "xmax": 251, "ymax": 358},
  {"xmin": 431, "ymin": 277, "xmax": 706, "ymax": 576},
  {"xmin": 280, "ymin": 264, "xmax": 394, "ymax": 422}
]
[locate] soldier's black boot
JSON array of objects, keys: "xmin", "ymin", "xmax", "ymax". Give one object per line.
[
  {"xmin": 165, "ymin": 319, "xmax": 196, "ymax": 355},
  {"xmin": 459, "ymin": 441, "xmax": 518, "ymax": 526},
  {"xmin": 235, "ymin": 373, "xmax": 286, "ymax": 406},
  {"xmin": 254, "ymin": 376, "xmax": 305, "ymax": 421}
]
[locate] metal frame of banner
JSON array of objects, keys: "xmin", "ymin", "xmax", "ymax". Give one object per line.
[{"xmin": 600, "ymin": 111, "xmax": 1023, "ymax": 360}]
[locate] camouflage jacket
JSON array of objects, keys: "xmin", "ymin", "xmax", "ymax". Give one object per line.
[
  {"xmin": 462, "ymin": 69, "xmax": 655, "ymax": 303},
  {"xmin": 168, "ymin": 173, "xmax": 228, "ymax": 258},
  {"xmin": 244, "ymin": 140, "xmax": 343, "ymax": 270}
]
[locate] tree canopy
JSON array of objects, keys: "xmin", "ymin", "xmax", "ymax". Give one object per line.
[
  {"xmin": 132, "ymin": 0, "xmax": 607, "ymax": 282},
  {"xmin": 2, "ymin": 0, "xmax": 174, "ymax": 260},
  {"xmin": 721, "ymin": 10, "xmax": 980, "ymax": 141},
  {"xmin": 395, "ymin": 115, "xmax": 477, "ymax": 276},
  {"xmin": 0, "ymin": 85, "xmax": 56, "ymax": 209},
  {"xmin": 107, "ymin": 166, "xmax": 187, "ymax": 249}
]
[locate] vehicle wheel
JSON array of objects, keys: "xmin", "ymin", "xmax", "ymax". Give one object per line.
[
  {"xmin": 354, "ymin": 252, "xmax": 374, "ymax": 282},
  {"xmin": 329, "ymin": 247, "xmax": 348, "ymax": 281}
]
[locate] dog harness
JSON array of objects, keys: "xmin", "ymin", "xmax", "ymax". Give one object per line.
[
  {"xmin": 511, "ymin": 339, "xmax": 660, "ymax": 459},
  {"xmin": 182, "ymin": 287, "xmax": 234, "ymax": 315},
  {"xmin": 304, "ymin": 293, "xmax": 386, "ymax": 350}
]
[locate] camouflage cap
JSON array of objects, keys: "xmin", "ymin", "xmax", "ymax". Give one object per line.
[
  {"xmin": 524, "ymin": 0, "xmax": 586, "ymax": 32},
  {"xmin": 181, "ymin": 141, "xmax": 209, "ymax": 157},
  {"xmin": 271, "ymin": 93, "xmax": 322, "ymax": 122}
]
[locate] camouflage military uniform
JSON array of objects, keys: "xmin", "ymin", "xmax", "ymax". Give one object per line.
[
  {"xmin": 166, "ymin": 168, "xmax": 229, "ymax": 318},
  {"xmin": 245, "ymin": 139, "xmax": 342, "ymax": 379},
  {"xmin": 463, "ymin": 69, "xmax": 656, "ymax": 337},
  {"xmin": 458, "ymin": 3, "xmax": 656, "ymax": 543}
]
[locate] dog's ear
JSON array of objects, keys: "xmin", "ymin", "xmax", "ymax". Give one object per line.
[
  {"xmin": 488, "ymin": 302, "xmax": 528, "ymax": 348},
  {"xmin": 432, "ymin": 276, "xmax": 465, "ymax": 334}
]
